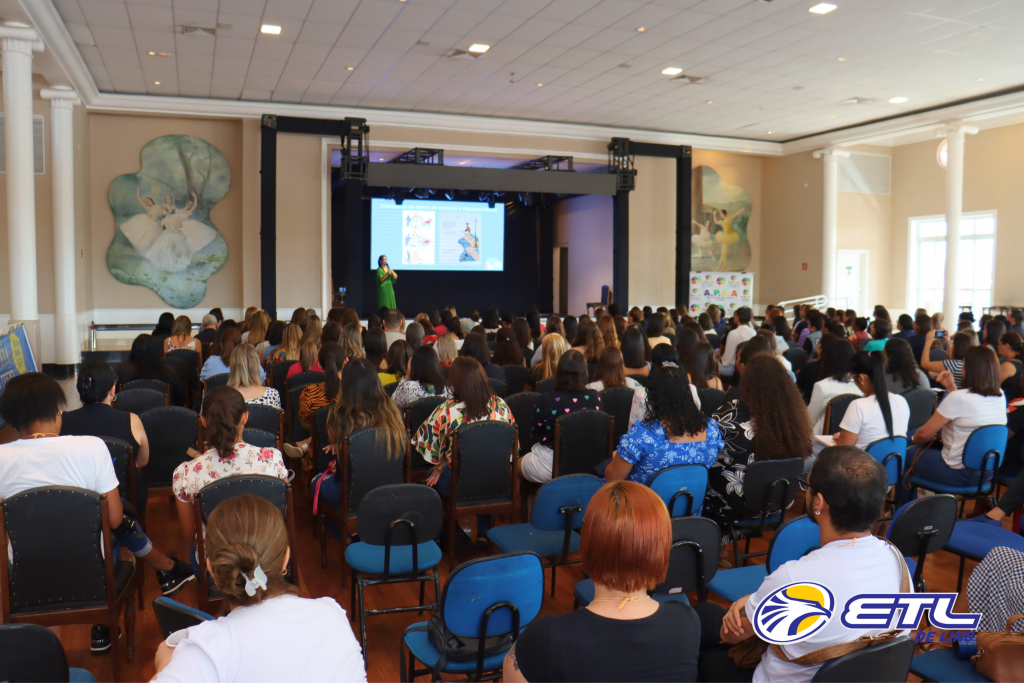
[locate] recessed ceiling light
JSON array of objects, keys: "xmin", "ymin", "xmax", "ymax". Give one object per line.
[
  {"xmin": 662, "ymin": 67, "xmax": 683, "ymax": 75},
  {"xmin": 148, "ymin": 51, "xmax": 156, "ymax": 55},
  {"xmin": 637, "ymin": 27, "xmax": 645, "ymax": 32},
  {"xmin": 830, "ymin": 115, "xmax": 836, "ymax": 118},
  {"xmin": 536, "ymin": 83, "xmax": 543, "ymax": 87},
  {"xmin": 706, "ymin": 100, "xmax": 713, "ymax": 104},
  {"xmin": 761, "ymin": 107, "xmax": 770, "ymax": 111},
  {"xmin": 889, "ymin": 96, "xmax": 908, "ymax": 103},
  {"xmin": 837, "ymin": 57, "xmax": 846, "ymax": 61},
  {"xmin": 767, "ymin": 130, "xmax": 774, "ymax": 134},
  {"xmin": 459, "ymin": 161, "xmax": 468, "ymax": 165},
  {"xmin": 153, "ymin": 81, "xmax": 161, "ymax": 85},
  {"xmin": 468, "ymin": 44, "xmax": 489, "ymax": 53},
  {"xmin": 978, "ymin": 78, "xmax": 985, "ymax": 81},
  {"xmin": 347, "ymin": 66, "xmax": 354, "ymax": 70},
  {"xmin": 809, "ymin": 3, "xmax": 837, "ymax": 14},
  {"xmin": 261, "ymin": 24, "xmax": 281, "ymax": 35}
]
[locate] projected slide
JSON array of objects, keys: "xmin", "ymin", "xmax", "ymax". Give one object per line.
[{"xmin": 370, "ymin": 199, "xmax": 504, "ymax": 271}]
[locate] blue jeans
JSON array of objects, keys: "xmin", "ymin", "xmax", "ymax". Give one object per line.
[
  {"xmin": 900, "ymin": 447, "xmax": 991, "ymax": 505},
  {"xmin": 718, "ymin": 361, "xmax": 735, "ymax": 377}
]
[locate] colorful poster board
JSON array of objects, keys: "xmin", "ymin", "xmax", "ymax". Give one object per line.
[
  {"xmin": 0, "ymin": 323, "xmax": 38, "ymax": 395},
  {"xmin": 688, "ymin": 272, "xmax": 754, "ymax": 317}
]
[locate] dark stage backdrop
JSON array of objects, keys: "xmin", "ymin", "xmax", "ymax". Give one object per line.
[{"xmin": 351, "ymin": 196, "xmax": 553, "ymax": 317}]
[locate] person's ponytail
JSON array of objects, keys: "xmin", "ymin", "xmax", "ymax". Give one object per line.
[
  {"xmin": 869, "ymin": 351, "xmax": 894, "ymax": 437},
  {"xmin": 319, "ymin": 342, "xmax": 346, "ymax": 401},
  {"xmin": 202, "ymin": 386, "xmax": 247, "ymax": 458}
]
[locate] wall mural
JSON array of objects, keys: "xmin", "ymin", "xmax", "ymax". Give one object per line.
[
  {"xmin": 107, "ymin": 134, "xmax": 229, "ymax": 308},
  {"xmin": 691, "ymin": 165, "xmax": 752, "ymax": 272}
]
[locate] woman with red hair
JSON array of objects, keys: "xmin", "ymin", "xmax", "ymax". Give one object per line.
[{"xmin": 503, "ymin": 481, "xmax": 700, "ymax": 682}]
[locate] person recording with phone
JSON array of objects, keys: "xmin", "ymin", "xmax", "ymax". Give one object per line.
[{"xmin": 376, "ymin": 255, "xmax": 397, "ymax": 310}]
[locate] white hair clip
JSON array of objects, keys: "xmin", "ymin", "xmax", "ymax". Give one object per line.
[
  {"xmin": 661, "ymin": 361, "xmax": 679, "ymax": 368},
  {"xmin": 244, "ymin": 565, "xmax": 268, "ymax": 596}
]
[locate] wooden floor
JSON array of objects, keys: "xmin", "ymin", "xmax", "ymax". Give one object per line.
[{"xmin": 48, "ymin": 488, "xmax": 1005, "ymax": 683}]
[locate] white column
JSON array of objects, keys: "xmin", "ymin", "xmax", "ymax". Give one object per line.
[
  {"xmin": 812, "ymin": 147, "xmax": 849, "ymax": 305},
  {"xmin": 0, "ymin": 22, "xmax": 43, "ymax": 353},
  {"xmin": 41, "ymin": 86, "xmax": 79, "ymax": 365},
  {"xmin": 942, "ymin": 123, "xmax": 979, "ymax": 327}
]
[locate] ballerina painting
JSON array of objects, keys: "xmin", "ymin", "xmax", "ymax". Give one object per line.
[
  {"xmin": 691, "ymin": 219, "xmax": 715, "ymax": 259},
  {"xmin": 107, "ymin": 134, "xmax": 229, "ymax": 308},
  {"xmin": 691, "ymin": 165, "xmax": 753, "ymax": 273}
]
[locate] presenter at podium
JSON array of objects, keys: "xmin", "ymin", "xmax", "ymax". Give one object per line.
[{"xmin": 377, "ymin": 255, "xmax": 397, "ymax": 310}]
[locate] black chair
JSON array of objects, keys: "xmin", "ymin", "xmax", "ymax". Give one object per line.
[
  {"xmin": 823, "ymin": 393, "xmax": 861, "ymax": 434},
  {"xmin": 810, "ymin": 637, "xmax": 914, "ymax": 683},
  {"xmin": 123, "ymin": 378, "xmax": 169, "ymax": 400},
  {"xmin": 152, "ymin": 596, "xmax": 212, "ymax": 638},
  {"xmin": 725, "ymin": 457, "xmax": 803, "ymax": 566},
  {"xmin": 245, "ymin": 403, "xmax": 282, "ymax": 445},
  {"xmin": 904, "ymin": 388, "xmax": 937, "ymax": 433},
  {"xmin": 587, "ymin": 363, "xmax": 597, "ymax": 381},
  {"xmin": 886, "ymin": 495, "xmax": 957, "ymax": 592},
  {"xmin": 194, "ymin": 475, "xmax": 297, "ymax": 614},
  {"xmin": 553, "ymin": 410, "xmax": 613, "ymax": 478},
  {"xmin": 446, "ymin": 420, "xmax": 519, "ymax": 572},
  {"xmin": 317, "ymin": 428, "xmax": 408, "ymax": 578},
  {"xmin": 0, "ymin": 623, "xmax": 97, "ymax": 683},
  {"xmin": 696, "ymin": 387, "xmax": 726, "ymax": 418},
  {"xmin": 488, "ymin": 377, "xmax": 507, "ymax": 398},
  {"xmin": 346, "ymin": 484, "xmax": 444, "ymax": 664},
  {"xmin": 161, "ymin": 355, "xmax": 188, "ymax": 406},
  {"xmin": 505, "ymin": 392, "xmax": 541, "ymax": 455},
  {"xmin": 0, "ymin": 487, "xmax": 136, "ymax": 681},
  {"xmin": 502, "ymin": 365, "xmax": 530, "ymax": 396},
  {"xmin": 631, "ymin": 373, "xmax": 651, "ymax": 389},
  {"xmin": 204, "ymin": 372, "xmax": 230, "ymax": 392},
  {"xmin": 385, "ymin": 382, "xmax": 400, "ymax": 397},
  {"xmin": 929, "ymin": 347, "xmax": 946, "ymax": 362},
  {"xmin": 599, "ymin": 386, "xmax": 634, "ymax": 446},
  {"xmin": 140, "ymin": 407, "xmax": 200, "ymax": 490},
  {"xmin": 101, "ymin": 436, "xmax": 137, "ymax": 512},
  {"xmin": 404, "ymin": 396, "xmax": 446, "ymax": 482},
  {"xmin": 537, "ymin": 377, "xmax": 555, "ymax": 394},
  {"xmin": 285, "ymin": 371, "xmax": 325, "ymax": 444},
  {"xmin": 113, "ymin": 388, "xmax": 165, "ymax": 415},
  {"xmin": 243, "ymin": 428, "xmax": 277, "ymax": 449},
  {"xmin": 270, "ymin": 359, "xmax": 297, "ymax": 390},
  {"xmin": 783, "ymin": 347, "xmax": 808, "ymax": 373},
  {"xmin": 166, "ymin": 348, "xmax": 201, "ymax": 406}
]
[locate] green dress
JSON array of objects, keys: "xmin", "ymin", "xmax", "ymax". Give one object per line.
[{"xmin": 377, "ymin": 267, "xmax": 396, "ymax": 309}]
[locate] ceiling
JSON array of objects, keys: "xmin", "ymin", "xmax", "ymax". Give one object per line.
[{"xmin": 49, "ymin": 0, "xmax": 1024, "ymax": 142}]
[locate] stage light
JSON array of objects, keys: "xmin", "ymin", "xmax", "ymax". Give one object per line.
[
  {"xmin": 487, "ymin": 193, "xmax": 496, "ymax": 209},
  {"xmin": 414, "ymin": 187, "xmax": 431, "ymax": 199},
  {"xmin": 444, "ymin": 190, "xmax": 455, "ymax": 200},
  {"xmin": 395, "ymin": 190, "xmax": 405, "ymax": 205},
  {"xmin": 520, "ymin": 192, "xmax": 535, "ymax": 206}
]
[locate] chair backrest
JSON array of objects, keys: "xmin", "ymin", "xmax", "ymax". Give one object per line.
[
  {"xmin": 502, "ymin": 365, "xmax": 530, "ymax": 396},
  {"xmin": 245, "ymin": 403, "xmax": 282, "ymax": 436},
  {"xmin": 161, "ymin": 355, "xmax": 187, "ymax": 392},
  {"xmin": 356, "ymin": 483, "xmax": 443, "ymax": 548},
  {"xmin": 554, "ymin": 410, "xmax": 612, "ymax": 477},
  {"xmin": 205, "ymin": 373, "xmax": 230, "ymax": 391},
  {"xmin": 405, "ymin": 396, "xmax": 447, "ymax": 436},
  {"xmin": 440, "ymin": 552, "xmax": 544, "ymax": 640},
  {"xmin": 311, "ymin": 404, "xmax": 333, "ymax": 474},
  {"xmin": 825, "ymin": 393, "xmax": 861, "ymax": 434},
  {"xmin": 653, "ymin": 516, "xmax": 721, "ymax": 599},
  {"xmin": 929, "ymin": 347, "xmax": 946, "ymax": 362},
  {"xmin": 766, "ymin": 516, "xmax": 820, "ymax": 573},
  {"xmin": 530, "ymin": 474, "xmax": 602, "ymax": 531},
  {"xmin": 696, "ymin": 387, "xmax": 726, "ymax": 418},
  {"xmin": 287, "ymin": 370, "xmax": 325, "ymax": 394},
  {"xmin": 599, "ymin": 386, "xmax": 634, "ymax": 445},
  {"xmin": 811, "ymin": 637, "xmax": 914, "ymax": 683},
  {"xmin": 243, "ymin": 428, "xmax": 277, "ymax": 449},
  {"xmin": 271, "ymin": 359, "xmax": 297, "ymax": 389},
  {"xmin": 587, "ymin": 363, "xmax": 597, "ymax": 381},
  {"xmin": 537, "ymin": 377, "xmax": 554, "ymax": 394},
  {"xmin": 140, "ymin": 406, "xmax": 199, "ymax": 487},
  {"xmin": 887, "ymin": 495, "xmax": 958, "ymax": 561},
  {"xmin": 196, "ymin": 474, "xmax": 287, "ymax": 523},
  {"xmin": 453, "ymin": 421, "xmax": 517, "ymax": 505},
  {"xmin": 742, "ymin": 458, "xmax": 803, "ymax": 517},
  {"xmin": 0, "ymin": 624, "xmax": 72, "ymax": 683},
  {"xmin": 123, "ymin": 378, "xmax": 168, "ymax": 394},
  {"xmin": 167, "ymin": 348, "xmax": 200, "ymax": 393},
  {"xmin": 113, "ymin": 388, "xmax": 165, "ymax": 414},
  {"xmin": 783, "ymin": 347, "xmax": 808, "ymax": 372},
  {"xmin": 864, "ymin": 436, "xmax": 908, "ymax": 487},
  {"xmin": 903, "ymin": 388, "xmax": 936, "ymax": 432},
  {"xmin": 649, "ymin": 464, "xmax": 710, "ymax": 517},
  {"xmin": 151, "ymin": 596, "xmax": 213, "ymax": 639},
  {"xmin": 962, "ymin": 424, "xmax": 1009, "ymax": 471},
  {"xmin": 504, "ymin": 392, "xmax": 541, "ymax": 454},
  {"xmin": 288, "ymin": 384, "xmax": 314, "ymax": 443},
  {"xmin": 101, "ymin": 436, "xmax": 134, "ymax": 501},
  {"xmin": 384, "ymin": 382, "xmax": 399, "ymax": 397},
  {"xmin": 488, "ymin": 377, "xmax": 507, "ymax": 398},
  {"xmin": 344, "ymin": 428, "xmax": 407, "ymax": 515},
  {"xmin": 2, "ymin": 487, "xmax": 111, "ymax": 613},
  {"xmin": 630, "ymin": 374, "xmax": 650, "ymax": 389}
]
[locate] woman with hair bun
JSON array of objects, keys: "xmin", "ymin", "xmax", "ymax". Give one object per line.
[{"xmin": 152, "ymin": 494, "xmax": 365, "ymax": 682}]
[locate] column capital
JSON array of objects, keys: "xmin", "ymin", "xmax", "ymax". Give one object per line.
[
  {"xmin": 41, "ymin": 86, "xmax": 79, "ymax": 108},
  {"xmin": 0, "ymin": 21, "xmax": 43, "ymax": 55},
  {"xmin": 940, "ymin": 122, "xmax": 979, "ymax": 139},
  {"xmin": 812, "ymin": 147, "xmax": 851, "ymax": 161}
]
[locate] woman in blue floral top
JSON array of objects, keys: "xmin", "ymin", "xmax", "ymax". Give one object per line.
[{"xmin": 605, "ymin": 365, "xmax": 722, "ymax": 485}]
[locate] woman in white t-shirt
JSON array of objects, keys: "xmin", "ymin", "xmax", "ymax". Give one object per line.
[
  {"xmin": 807, "ymin": 338, "xmax": 862, "ymax": 434},
  {"xmin": 902, "ymin": 345, "xmax": 1007, "ymax": 503},
  {"xmin": 153, "ymin": 494, "xmax": 365, "ymax": 683},
  {"xmin": 835, "ymin": 351, "xmax": 910, "ymax": 450}
]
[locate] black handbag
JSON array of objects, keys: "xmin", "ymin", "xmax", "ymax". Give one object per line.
[{"xmin": 403, "ymin": 613, "xmax": 514, "ymax": 681}]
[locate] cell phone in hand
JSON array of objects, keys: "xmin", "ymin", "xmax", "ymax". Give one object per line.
[{"xmin": 935, "ymin": 330, "xmax": 946, "ymax": 338}]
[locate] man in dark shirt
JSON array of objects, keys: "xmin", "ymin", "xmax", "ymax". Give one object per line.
[
  {"xmin": 892, "ymin": 314, "xmax": 923, "ymax": 364},
  {"xmin": 194, "ymin": 314, "xmax": 219, "ymax": 344},
  {"xmin": 1011, "ymin": 309, "xmax": 1024, "ymax": 339},
  {"xmin": 909, "ymin": 313, "xmax": 931, "ymax": 364}
]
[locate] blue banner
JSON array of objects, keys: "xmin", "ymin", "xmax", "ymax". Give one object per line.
[{"xmin": 0, "ymin": 323, "xmax": 38, "ymax": 395}]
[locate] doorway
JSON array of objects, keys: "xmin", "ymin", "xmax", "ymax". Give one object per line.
[{"xmin": 836, "ymin": 249, "xmax": 868, "ymax": 314}]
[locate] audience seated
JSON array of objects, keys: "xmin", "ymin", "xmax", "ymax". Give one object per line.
[
  {"xmin": 530, "ymin": 315, "xmax": 563, "ymax": 366},
  {"xmin": 492, "ymin": 328, "xmax": 526, "ymax": 367},
  {"xmin": 153, "ymin": 312, "xmax": 175, "ymax": 341},
  {"xmin": 724, "ymin": 336, "xmax": 770, "ymax": 403},
  {"xmin": 287, "ymin": 341, "xmax": 321, "ymax": 380},
  {"xmin": 460, "ymin": 332, "xmax": 505, "ymax": 381},
  {"xmin": 921, "ymin": 327, "xmax": 976, "ymax": 389},
  {"xmin": 629, "ymin": 345, "xmax": 701, "ymax": 427},
  {"xmin": 757, "ymin": 328, "xmax": 792, "ymax": 375},
  {"xmin": 528, "ymin": 333, "xmax": 569, "ymax": 390},
  {"xmin": 562, "ymin": 315, "xmax": 579, "ymax": 349},
  {"xmin": 884, "ymin": 338, "xmax": 930, "ymax": 392},
  {"xmin": 163, "ymin": 315, "xmax": 201, "ymax": 363},
  {"xmin": 644, "ymin": 312, "xmax": 671, "ymax": 349},
  {"xmin": 997, "ymin": 332, "xmax": 1023, "ymax": 390},
  {"xmin": 391, "ymin": 345, "xmax": 452, "ymax": 409},
  {"xmin": 687, "ymin": 340, "xmax": 724, "ymax": 391},
  {"xmin": 282, "ymin": 342, "xmax": 347, "ymax": 462},
  {"xmin": 196, "ymin": 313, "xmax": 219, "ymax": 345},
  {"xmin": 807, "ymin": 337, "xmax": 861, "ymax": 434},
  {"xmin": 864, "ymin": 318, "xmax": 890, "ymax": 352},
  {"xmin": 597, "ymin": 314, "xmax": 619, "ymax": 352},
  {"xmin": 153, "ymin": 495, "xmax": 365, "ymax": 682},
  {"xmin": 435, "ymin": 332, "xmax": 458, "ymax": 369},
  {"xmin": 570, "ymin": 317, "xmax": 604, "ymax": 364},
  {"xmin": 620, "ymin": 327, "xmax": 651, "ymax": 379},
  {"xmin": 117, "ymin": 333, "xmax": 186, "ymax": 405},
  {"xmin": 834, "ymin": 352, "xmax": 910, "ymax": 450},
  {"xmin": 383, "ymin": 309, "xmax": 405, "ymax": 349},
  {"xmin": 504, "ymin": 481, "xmax": 699, "ymax": 682},
  {"xmin": 340, "ymin": 323, "xmax": 365, "ymax": 361},
  {"xmin": 379, "ymin": 339, "xmax": 412, "ymax": 387},
  {"xmin": 513, "ymin": 317, "xmax": 534, "ymax": 353},
  {"xmin": 229, "ymin": 344, "xmax": 281, "ymax": 409},
  {"xmin": 363, "ymin": 329, "xmax": 388, "ymax": 373},
  {"xmin": 268, "ymin": 323, "xmax": 302, "ymax": 364},
  {"xmin": 717, "ymin": 307, "xmax": 756, "ymax": 377},
  {"xmin": 299, "ymin": 316, "xmax": 323, "ymax": 349},
  {"xmin": 404, "ymin": 321, "xmax": 424, "ymax": 351},
  {"xmin": 606, "ymin": 366, "xmax": 722, "ymax": 485},
  {"xmin": 201, "ymin": 328, "xmax": 265, "ymax": 385},
  {"xmin": 587, "ymin": 347, "xmax": 641, "ymax": 391},
  {"xmin": 260, "ymin": 320, "xmax": 285, "ymax": 363}
]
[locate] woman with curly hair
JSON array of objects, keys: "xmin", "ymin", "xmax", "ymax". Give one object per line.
[{"xmin": 705, "ymin": 354, "xmax": 813, "ymax": 529}]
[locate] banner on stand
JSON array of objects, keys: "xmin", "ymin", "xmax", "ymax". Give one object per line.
[
  {"xmin": 688, "ymin": 272, "xmax": 754, "ymax": 316},
  {"xmin": 0, "ymin": 323, "xmax": 38, "ymax": 396}
]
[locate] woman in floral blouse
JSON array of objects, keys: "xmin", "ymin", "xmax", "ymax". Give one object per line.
[
  {"xmin": 391, "ymin": 345, "xmax": 452, "ymax": 409},
  {"xmin": 704, "ymin": 355, "xmax": 813, "ymax": 530},
  {"xmin": 173, "ymin": 386, "xmax": 288, "ymax": 572}
]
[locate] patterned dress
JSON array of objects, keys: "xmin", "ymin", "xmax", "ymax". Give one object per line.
[
  {"xmin": 532, "ymin": 391, "xmax": 601, "ymax": 447},
  {"xmin": 246, "ymin": 387, "xmax": 281, "ymax": 410},
  {"xmin": 414, "ymin": 396, "xmax": 514, "ymax": 466},
  {"xmin": 391, "ymin": 378, "xmax": 452, "ymax": 409},
  {"xmin": 172, "ymin": 442, "xmax": 288, "ymax": 503},
  {"xmin": 617, "ymin": 418, "xmax": 723, "ymax": 486},
  {"xmin": 704, "ymin": 397, "xmax": 758, "ymax": 525},
  {"xmin": 298, "ymin": 382, "xmax": 332, "ymax": 431}
]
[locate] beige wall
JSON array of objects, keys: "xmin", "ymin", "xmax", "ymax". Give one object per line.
[
  {"xmin": 555, "ymin": 194, "xmax": 613, "ymax": 316},
  {"xmin": 837, "ymin": 145, "xmax": 893, "ymax": 313},
  {"xmin": 275, "ymin": 132, "xmax": 323, "ymax": 313}
]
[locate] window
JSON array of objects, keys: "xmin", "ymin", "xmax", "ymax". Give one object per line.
[{"xmin": 908, "ymin": 212, "xmax": 995, "ymax": 320}]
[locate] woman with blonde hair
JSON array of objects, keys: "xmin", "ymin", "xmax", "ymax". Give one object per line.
[
  {"xmin": 153, "ymin": 494, "xmax": 365, "ymax": 682},
  {"xmin": 239, "ymin": 306, "xmax": 259, "ymax": 334},
  {"xmin": 269, "ymin": 323, "xmax": 302, "ymax": 364},
  {"xmin": 339, "ymin": 323, "xmax": 364, "ymax": 360},
  {"xmin": 228, "ymin": 344, "xmax": 281, "ymax": 409},
  {"xmin": 597, "ymin": 314, "xmax": 619, "ymax": 350},
  {"xmin": 527, "ymin": 332, "xmax": 569, "ymax": 391},
  {"xmin": 246, "ymin": 311, "xmax": 269, "ymax": 350},
  {"xmin": 287, "ymin": 340, "xmax": 324, "ymax": 380},
  {"xmin": 299, "ymin": 314, "xmax": 322, "ymax": 348},
  {"xmin": 164, "ymin": 315, "xmax": 200, "ymax": 358},
  {"xmin": 436, "ymin": 332, "xmax": 458, "ymax": 369}
]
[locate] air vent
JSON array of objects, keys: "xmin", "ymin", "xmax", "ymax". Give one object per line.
[
  {"xmin": 449, "ymin": 49, "xmax": 481, "ymax": 61},
  {"xmin": 618, "ymin": 63, "xmax": 633, "ymax": 69},
  {"xmin": 842, "ymin": 97, "xmax": 874, "ymax": 105},
  {"xmin": 415, "ymin": 40, "xmax": 430, "ymax": 47},
  {"xmin": 839, "ymin": 152, "xmax": 891, "ymax": 195},
  {"xmin": 671, "ymin": 74, "xmax": 705, "ymax": 83},
  {"xmin": 0, "ymin": 115, "xmax": 46, "ymax": 174},
  {"xmin": 182, "ymin": 25, "xmax": 217, "ymax": 36}
]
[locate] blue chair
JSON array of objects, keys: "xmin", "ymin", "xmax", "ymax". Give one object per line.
[
  {"xmin": 708, "ymin": 515, "xmax": 819, "ymax": 603},
  {"xmin": 401, "ymin": 552, "xmax": 544, "ymax": 682},
  {"xmin": 909, "ymin": 424, "xmax": 1008, "ymax": 518},
  {"xmin": 345, "ymin": 484, "xmax": 444, "ymax": 665},
  {"xmin": 574, "ymin": 516, "xmax": 720, "ymax": 608},
  {"xmin": 865, "ymin": 436, "xmax": 908, "ymax": 520},
  {"xmin": 0, "ymin": 624, "xmax": 97, "ymax": 683},
  {"xmin": 488, "ymin": 474, "xmax": 602, "ymax": 597},
  {"xmin": 649, "ymin": 464, "xmax": 709, "ymax": 517},
  {"xmin": 885, "ymin": 495, "xmax": 957, "ymax": 592},
  {"xmin": 909, "ymin": 646, "xmax": 991, "ymax": 682},
  {"xmin": 944, "ymin": 516, "xmax": 1024, "ymax": 591},
  {"xmin": 152, "ymin": 596, "xmax": 213, "ymax": 638}
]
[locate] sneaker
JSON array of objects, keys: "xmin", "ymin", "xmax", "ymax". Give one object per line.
[
  {"xmin": 90, "ymin": 624, "xmax": 120, "ymax": 654},
  {"xmin": 157, "ymin": 557, "xmax": 195, "ymax": 596},
  {"xmin": 282, "ymin": 443, "xmax": 304, "ymax": 460}
]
